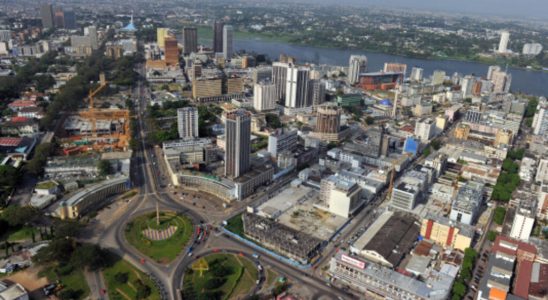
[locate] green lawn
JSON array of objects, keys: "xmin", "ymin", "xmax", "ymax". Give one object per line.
[
  {"xmin": 40, "ymin": 265, "xmax": 90, "ymax": 299},
  {"xmin": 7, "ymin": 226, "xmax": 38, "ymax": 242},
  {"xmin": 225, "ymin": 214, "xmax": 244, "ymax": 237},
  {"xmin": 125, "ymin": 211, "xmax": 193, "ymax": 263},
  {"xmin": 182, "ymin": 254, "xmax": 257, "ymax": 300},
  {"xmin": 103, "ymin": 259, "xmax": 160, "ymax": 300}
]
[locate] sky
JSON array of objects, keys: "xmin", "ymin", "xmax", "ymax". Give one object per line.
[{"xmin": 296, "ymin": 0, "xmax": 548, "ymax": 19}]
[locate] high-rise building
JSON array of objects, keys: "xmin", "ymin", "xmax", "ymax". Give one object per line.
[
  {"xmin": 40, "ymin": 4, "xmax": 54, "ymax": 29},
  {"xmin": 383, "ymin": 63, "xmax": 407, "ymax": 77},
  {"xmin": 222, "ymin": 25, "xmax": 233, "ymax": 59},
  {"xmin": 498, "ymin": 31, "xmax": 510, "ymax": 53},
  {"xmin": 272, "ymin": 62, "xmax": 289, "ymax": 104},
  {"xmin": 491, "ymin": 70, "xmax": 512, "ymax": 93},
  {"xmin": 268, "ymin": 129, "xmax": 298, "ymax": 158},
  {"xmin": 191, "ymin": 63, "xmax": 202, "ymax": 80},
  {"xmin": 414, "ymin": 118, "xmax": 436, "ymax": 142},
  {"xmin": 0, "ymin": 30, "xmax": 11, "ymax": 42},
  {"xmin": 316, "ymin": 105, "xmax": 341, "ymax": 134},
  {"xmin": 224, "ymin": 109, "xmax": 251, "ymax": 178},
  {"xmin": 285, "ymin": 65, "xmax": 311, "ymax": 108},
  {"xmin": 63, "ymin": 9, "xmax": 76, "ymax": 29},
  {"xmin": 177, "ymin": 107, "xmax": 199, "ymax": 139},
  {"xmin": 532, "ymin": 97, "xmax": 548, "ymax": 137},
  {"xmin": 156, "ymin": 28, "xmax": 168, "ymax": 48},
  {"xmin": 85, "ymin": 26, "xmax": 98, "ymax": 50},
  {"xmin": 309, "ymin": 79, "xmax": 326, "ymax": 106},
  {"xmin": 348, "ymin": 55, "xmax": 367, "ymax": 85},
  {"xmin": 487, "ymin": 65, "xmax": 501, "ymax": 80},
  {"xmin": 213, "ymin": 21, "xmax": 224, "ymax": 53},
  {"xmin": 461, "ymin": 75, "xmax": 476, "ymax": 98},
  {"xmin": 319, "ymin": 174, "xmax": 361, "ymax": 218},
  {"xmin": 253, "ymin": 81, "xmax": 276, "ymax": 112},
  {"xmin": 431, "ymin": 70, "xmax": 446, "ymax": 86},
  {"xmin": 410, "ymin": 67, "xmax": 424, "ymax": 82},
  {"xmin": 279, "ymin": 54, "xmax": 296, "ymax": 64},
  {"xmin": 164, "ymin": 36, "xmax": 179, "ymax": 66},
  {"xmin": 54, "ymin": 8, "xmax": 65, "ymax": 28},
  {"xmin": 182, "ymin": 27, "xmax": 198, "ymax": 55},
  {"xmin": 252, "ymin": 66, "xmax": 272, "ymax": 84},
  {"xmin": 192, "ymin": 78, "xmax": 223, "ymax": 99}
]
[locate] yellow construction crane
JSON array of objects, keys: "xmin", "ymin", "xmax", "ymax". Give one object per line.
[{"xmin": 88, "ymin": 73, "xmax": 108, "ymax": 137}]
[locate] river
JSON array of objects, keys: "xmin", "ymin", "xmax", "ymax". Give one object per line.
[{"xmin": 230, "ymin": 37, "xmax": 547, "ymax": 96}]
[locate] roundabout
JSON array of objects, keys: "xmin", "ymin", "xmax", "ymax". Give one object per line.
[
  {"xmin": 182, "ymin": 253, "xmax": 260, "ymax": 300},
  {"xmin": 125, "ymin": 211, "xmax": 194, "ymax": 263}
]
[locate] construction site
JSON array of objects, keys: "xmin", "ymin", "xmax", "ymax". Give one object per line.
[{"xmin": 56, "ymin": 73, "xmax": 132, "ymax": 155}]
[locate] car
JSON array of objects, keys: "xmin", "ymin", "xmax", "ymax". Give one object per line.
[
  {"xmin": 42, "ymin": 283, "xmax": 57, "ymax": 296},
  {"xmin": 188, "ymin": 252, "xmax": 193, "ymax": 257}
]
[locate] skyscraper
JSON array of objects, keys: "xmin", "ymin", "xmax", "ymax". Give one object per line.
[
  {"xmin": 156, "ymin": 28, "xmax": 168, "ymax": 48},
  {"xmin": 498, "ymin": 31, "xmax": 510, "ymax": 53},
  {"xmin": 224, "ymin": 109, "xmax": 251, "ymax": 178},
  {"xmin": 54, "ymin": 8, "xmax": 65, "ymax": 28},
  {"xmin": 177, "ymin": 107, "xmax": 199, "ymax": 139},
  {"xmin": 63, "ymin": 9, "xmax": 76, "ymax": 29},
  {"xmin": 410, "ymin": 67, "xmax": 424, "ymax": 82},
  {"xmin": 213, "ymin": 21, "xmax": 224, "ymax": 53},
  {"xmin": 222, "ymin": 25, "xmax": 233, "ymax": 59},
  {"xmin": 315, "ymin": 105, "xmax": 341, "ymax": 134},
  {"xmin": 532, "ymin": 98, "xmax": 548, "ymax": 138},
  {"xmin": 285, "ymin": 65, "xmax": 311, "ymax": 108},
  {"xmin": 253, "ymin": 81, "xmax": 276, "ymax": 112},
  {"xmin": 164, "ymin": 36, "xmax": 179, "ymax": 66},
  {"xmin": 348, "ymin": 55, "xmax": 367, "ymax": 85},
  {"xmin": 85, "ymin": 26, "xmax": 98, "ymax": 50},
  {"xmin": 491, "ymin": 70, "xmax": 512, "ymax": 93},
  {"xmin": 309, "ymin": 79, "xmax": 326, "ymax": 106},
  {"xmin": 182, "ymin": 27, "xmax": 198, "ymax": 55},
  {"xmin": 40, "ymin": 4, "xmax": 54, "ymax": 29},
  {"xmin": 461, "ymin": 75, "xmax": 476, "ymax": 98},
  {"xmin": 272, "ymin": 62, "xmax": 289, "ymax": 105}
]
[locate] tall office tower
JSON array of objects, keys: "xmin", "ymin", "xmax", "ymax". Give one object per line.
[
  {"xmin": 414, "ymin": 118, "xmax": 436, "ymax": 142},
  {"xmin": 40, "ymin": 4, "xmax": 54, "ymax": 29},
  {"xmin": 177, "ymin": 107, "xmax": 199, "ymax": 139},
  {"xmin": 532, "ymin": 98, "xmax": 548, "ymax": 137},
  {"xmin": 279, "ymin": 54, "xmax": 296, "ymax": 64},
  {"xmin": 191, "ymin": 63, "xmax": 202, "ymax": 80},
  {"xmin": 498, "ymin": 31, "xmax": 510, "ymax": 53},
  {"xmin": 222, "ymin": 25, "xmax": 233, "ymax": 59},
  {"xmin": 285, "ymin": 65, "xmax": 311, "ymax": 108},
  {"xmin": 85, "ymin": 26, "xmax": 98, "ymax": 49},
  {"xmin": 410, "ymin": 67, "xmax": 424, "ymax": 82},
  {"xmin": 156, "ymin": 28, "xmax": 168, "ymax": 48},
  {"xmin": 182, "ymin": 27, "xmax": 198, "ymax": 55},
  {"xmin": 0, "ymin": 30, "xmax": 11, "ymax": 42},
  {"xmin": 213, "ymin": 21, "xmax": 224, "ymax": 53},
  {"xmin": 431, "ymin": 70, "xmax": 446, "ymax": 86},
  {"xmin": 491, "ymin": 70, "xmax": 512, "ymax": 93},
  {"xmin": 487, "ymin": 65, "xmax": 501, "ymax": 80},
  {"xmin": 461, "ymin": 75, "xmax": 476, "ymax": 98},
  {"xmin": 253, "ymin": 81, "xmax": 276, "ymax": 112},
  {"xmin": 383, "ymin": 62, "xmax": 407, "ymax": 77},
  {"xmin": 348, "ymin": 55, "xmax": 368, "ymax": 84},
  {"xmin": 224, "ymin": 109, "xmax": 251, "ymax": 178},
  {"xmin": 316, "ymin": 105, "xmax": 341, "ymax": 134},
  {"xmin": 309, "ymin": 79, "xmax": 326, "ymax": 106},
  {"xmin": 272, "ymin": 62, "xmax": 289, "ymax": 104},
  {"xmin": 164, "ymin": 37, "xmax": 179, "ymax": 66},
  {"xmin": 63, "ymin": 9, "xmax": 76, "ymax": 29},
  {"xmin": 54, "ymin": 8, "xmax": 65, "ymax": 28}
]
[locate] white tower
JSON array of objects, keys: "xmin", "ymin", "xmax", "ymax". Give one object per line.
[{"xmin": 498, "ymin": 31, "xmax": 510, "ymax": 53}]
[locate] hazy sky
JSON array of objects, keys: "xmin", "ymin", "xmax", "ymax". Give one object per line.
[{"xmin": 298, "ymin": 0, "xmax": 548, "ymax": 19}]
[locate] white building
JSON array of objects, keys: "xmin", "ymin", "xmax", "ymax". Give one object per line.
[
  {"xmin": 522, "ymin": 43, "xmax": 543, "ymax": 56},
  {"xmin": 491, "ymin": 70, "xmax": 512, "ymax": 93},
  {"xmin": 253, "ymin": 81, "xmax": 276, "ymax": 112},
  {"xmin": 319, "ymin": 175, "xmax": 362, "ymax": 218},
  {"xmin": 450, "ymin": 182, "xmax": 484, "ymax": 225},
  {"xmin": 497, "ymin": 31, "xmax": 510, "ymax": 53},
  {"xmin": 410, "ymin": 67, "xmax": 424, "ymax": 82},
  {"xmin": 267, "ymin": 129, "xmax": 298, "ymax": 158},
  {"xmin": 177, "ymin": 107, "xmax": 199, "ymax": 139},
  {"xmin": 348, "ymin": 55, "xmax": 367, "ymax": 85},
  {"xmin": 431, "ymin": 70, "xmax": 446, "ymax": 86},
  {"xmin": 285, "ymin": 65, "xmax": 311, "ymax": 108},
  {"xmin": 532, "ymin": 97, "xmax": 548, "ymax": 138},
  {"xmin": 536, "ymin": 159, "xmax": 548, "ymax": 184},
  {"xmin": 222, "ymin": 25, "xmax": 233, "ymax": 59},
  {"xmin": 461, "ymin": 75, "xmax": 476, "ymax": 98},
  {"xmin": 509, "ymin": 208, "xmax": 535, "ymax": 241},
  {"xmin": 414, "ymin": 118, "xmax": 436, "ymax": 142}
]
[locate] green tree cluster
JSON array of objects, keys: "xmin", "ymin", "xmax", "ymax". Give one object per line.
[
  {"xmin": 25, "ymin": 142, "xmax": 54, "ymax": 176},
  {"xmin": 451, "ymin": 248, "xmax": 477, "ymax": 300},
  {"xmin": 265, "ymin": 113, "xmax": 282, "ymax": 129},
  {"xmin": 491, "ymin": 157, "xmax": 521, "ymax": 202},
  {"xmin": 493, "ymin": 207, "xmax": 507, "ymax": 225},
  {"xmin": 0, "ymin": 166, "xmax": 20, "ymax": 206}
]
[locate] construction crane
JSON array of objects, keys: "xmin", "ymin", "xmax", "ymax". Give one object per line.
[{"xmin": 88, "ymin": 73, "xmax": 108, "ymax": 137}]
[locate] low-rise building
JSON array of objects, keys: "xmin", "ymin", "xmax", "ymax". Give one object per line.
[
  {"xmin": 449, "ymin": 182, "xmax": 484, "ymax": 225},
  {"xmin": 420, "ymin": 213, "xmax": 474, "ymax": 251}
]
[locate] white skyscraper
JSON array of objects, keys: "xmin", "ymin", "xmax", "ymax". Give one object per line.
[
  {"xmin": 85, "ymin": 26, "xmax": 98, "ymax": 50},
  {"xmin": 253, "ymin": 81, "xmax": 276, "ymax": 112},
  {"xmin": 461, "ymin": 75, "xmax": 476, "ymax": 98},
  {"xmin": 487, "ymin": 65, "xmax": 501, "ymax": 80},
  {"xmin": 410, "ymin": 67, "xmax": 424, "ymax": 82},
  {"xmin": 222, "ymin": 25, "xmax": 233, "ymax": 59},
  {"xmin": 0, "ymin": 30, "xmax": 11, "ymax": 43},
  {"xmin": 285, "ymin": 65, "xmax": 311, "ymax": 108},
  {"xmin": 491, "ymin": 70, "xmax": 512, "ymax": 93},
  {"xmin": 532, "ymin": 97, "xmax": 548, "ymax": 137},
  {"xmin": 177, "ymin": 107, "xmax": 199, "ymax": 139},
  {"xmin": 348, "ymin": 55, "xmax": 367, "ymax": 85},
  {"xmin": 498, "ymin": 31, "xmax": 510, "ymax": 53}
]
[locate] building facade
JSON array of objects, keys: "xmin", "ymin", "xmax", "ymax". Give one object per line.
[{"xmin": 224, "ymin": 109, "xmax": 251, "ymax": 178}]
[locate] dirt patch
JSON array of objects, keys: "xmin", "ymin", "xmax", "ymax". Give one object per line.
[{"xmin": 5, "ymin": 266, "xmax": 50, "ymax": 299}]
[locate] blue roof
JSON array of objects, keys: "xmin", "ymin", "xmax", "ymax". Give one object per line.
[
  {"xmin": 403, "ymin": 137, "xmax": 419, "ymax": 155},
  {"xmin": 380, "ymin": 99, "xmax": 392, "ymax": 106},
  {"xmin": 123, "ymin": 22, "xmax": 136, "ymax": 31}
]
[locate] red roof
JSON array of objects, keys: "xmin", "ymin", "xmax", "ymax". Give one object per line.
[
  {"xmin": 491, "ymin": 235, "xmax": 537, "ymax": 258},
  {"xmin": 8, "ymin": 100, "xmax": 37, "ymax": 108},
  {"xmin": 11, "ymin": 116, "xmax": 30, "ymax": 123},
  {"xmin": 513, "ymin": 260, "xmax": 532, "ymax": 299},
  {"xmin": 0, "ymin": 137, "xmax": 22, "ymax": 147}
]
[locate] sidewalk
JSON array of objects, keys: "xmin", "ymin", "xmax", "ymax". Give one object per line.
[{"xmin": 83, "ymin": 269, "xmax": 109, "ymax": 300}]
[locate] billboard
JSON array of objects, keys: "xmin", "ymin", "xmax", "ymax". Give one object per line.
[{"xmin": 341, "ymin": 254, "xmax": 366, "ymax": 269}]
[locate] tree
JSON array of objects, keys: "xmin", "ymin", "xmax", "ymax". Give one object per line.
[
  {"xmin": 487, "ymin": 231, "xmax": 497, "ymax": 242},
  {"xmin": 33, "ymin": 238, "xmax": 75, "ymax": 264},
  {"xmin": 59, "ymin": 289, "xmax": 82, "ymax": 300},
  {"xmin": 97, "ymin": 160, "xmax": 113, "ymax": 176},
  {"xmin": 365, "ymin": 116, "xmax": 375, "ymax": 125},
  {"xmin": 70, "ymin": 244, "xmax": 108, "ymax": 271},
  {"xmin": 265, "ymin": 113, "xmax": 282, "ymax": 129},
  {"xmin": 1, "ymin": 205, "xmax": 37, "ymax": 227},
  {"xmin": 493, "ymin": 207, "xmax": 506, "ymax": 225},
  {"xmin": 204, "ymin": 277, "xmax": 226, "ymax": 290},
  {"xmin": 52, "ymin": 220, "xmax": 82, "ymax": 239},
  {"xmin": 502, "ymin": 159, "xmax": 519, "ymax": 173},
  {"xmin": 451, "ymin": 280, "xmax": 466, "ymax": 299},
  {"xmin": 114, "ymin": 272, "xmax": 129, "ymax": 284},
  {"xmin": 25, "ymin": 142, "xmax": 54, "ymax": 176},
  {"xmin": 134, "ymin": 280, "xmax": 151, "ymax": 299}
]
